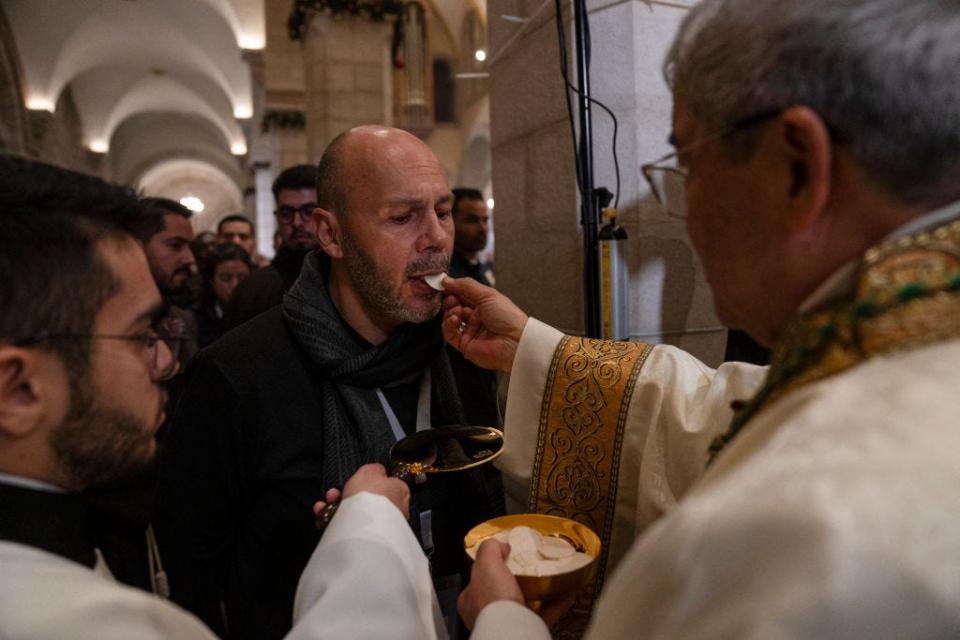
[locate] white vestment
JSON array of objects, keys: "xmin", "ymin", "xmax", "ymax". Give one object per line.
[
  {"xmin": 0, "ymin": 492, "xmax": 445, "ymax": 640},
  {"xmin": 470, "ymin": 320, "xmax": 960, "ymax": 638}
]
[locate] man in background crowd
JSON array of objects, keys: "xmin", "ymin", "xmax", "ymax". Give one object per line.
[
  {"xmin": 130, "ymin": 198, "xmax": 199, "ymax": 365},
  {"xmin": 216, "ymin": 214, "xmax": 269, "ymax": 268},
  {"xmin": 221, "ymin": 166, "xmax": 320, "ymax": 331},
  {"xmin": 448, "ymin": 188, "xmax": 494, "ymax": 287}
]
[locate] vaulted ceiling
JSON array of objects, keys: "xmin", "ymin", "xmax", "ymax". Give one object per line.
[{"xmin": 4, "ymin": 0, "xmax": 486, "ymax": 223}]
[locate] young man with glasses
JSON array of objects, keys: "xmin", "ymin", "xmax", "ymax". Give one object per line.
[
  {"xmin": 221, "ymin": 165, "xmax": 321, "ymax": 331},
  {"xmin": 0, "ymin": 156, "xmax": 431, "ymax": 639}
]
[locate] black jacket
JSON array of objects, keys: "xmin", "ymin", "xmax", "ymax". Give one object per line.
[{"xmin": 155, "ymin": 308, "xmax": 502, "ymax": 639}]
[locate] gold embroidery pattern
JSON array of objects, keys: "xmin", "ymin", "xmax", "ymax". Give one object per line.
[{"xmin": 530, "ymin": 336, "xmax": 651, "ymax": 638}]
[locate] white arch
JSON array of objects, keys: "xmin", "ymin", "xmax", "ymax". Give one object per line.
[
  {"xmin": 6, "ymin": 0, "xmax": 253, "ymax": 117},
  {"xmin": 46, "ymin": 14, "xmax": 249, "ymax": 119},
  {"xmin": 137, "ymin": 158, "xmax": 245, "ymax": 231},
  {"xmin": 89, "ymin": 75, "xmax": 245, "ymax": 154},
  {"xmin": 197, "ymin": 0, "xmax": 266, "ymax": 50}
]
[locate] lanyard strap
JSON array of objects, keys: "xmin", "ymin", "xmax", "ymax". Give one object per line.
[{"xmin": 375, "ymin": 369, "xmax": 432, "ymax": 442}]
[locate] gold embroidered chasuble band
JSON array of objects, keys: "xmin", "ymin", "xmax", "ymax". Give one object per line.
[{"xmin": 529, "ymin": 336, "xmax": 652, "ymax": 638}]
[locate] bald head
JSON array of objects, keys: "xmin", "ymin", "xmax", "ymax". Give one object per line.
[
  {"xmin": 316, "ymin": 125, "xmax": 442, "ymax": 217},
  {"xmin": 312, "ymin": 125, "xmax": 454, "ymax": 344}
]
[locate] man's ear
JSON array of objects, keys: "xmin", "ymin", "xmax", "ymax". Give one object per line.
[
  {"xmin": 313, "ymin": 208, "xmax": 344, "ymax": 259},
  {"xmin": 0, "ymin": 346, "xmax": 50, "ymax": 438},
  {"xmin": 774, "ymin": 106, "xmax": 832, "ymax": 232}
]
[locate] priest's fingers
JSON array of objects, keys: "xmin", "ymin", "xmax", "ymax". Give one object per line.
[
  {"xmin": 442, "ymin": 313, "xmax": 465, "ymax": 349},
  {"xmin": 441, "ymin": 276, "xmax": 495, "ymax": 306},
  {"xmin": 458, "ymin": 540, "xmax": 525, "ymax": 629},
  {"xmin": 343, "ymin": 463, "xmax": 411, "ymax": 518}
]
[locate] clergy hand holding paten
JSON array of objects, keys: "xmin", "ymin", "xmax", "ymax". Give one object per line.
[{"xmin": 315, "ymin": 426, "xmax": 504, "ymax": 531}]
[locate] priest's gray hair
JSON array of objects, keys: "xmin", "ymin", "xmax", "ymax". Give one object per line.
[{"xmin": 665, "ymin": 0, "xmax": 960, "ymax": 205}]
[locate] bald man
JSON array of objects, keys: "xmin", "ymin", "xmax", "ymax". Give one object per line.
[{"xmin": 156, "ymin": 127, "xmax": 503, "ymax": 640}]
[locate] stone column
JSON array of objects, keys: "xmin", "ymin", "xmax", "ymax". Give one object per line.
[
  {"xmin": 488, "ymin": 0, "xmax": 724, "ymax": 365},
  {"xmin": 303, "ymin": 13, "xmax": 394, "ymax": 160},
  {"xmin": 242, "ymin": 50, "xmax": 267, "ymax": 229}
]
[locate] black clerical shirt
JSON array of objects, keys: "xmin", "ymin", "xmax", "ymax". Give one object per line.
[{"xmin": 0, "ymin": 480, "xmax": 97, "ymax": 569}]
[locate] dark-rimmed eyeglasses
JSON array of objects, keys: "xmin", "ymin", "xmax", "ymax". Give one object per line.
[
  {"xmin": 641, "ymin": 110, "xmax": 781, "ymax": 219},
  {"xmin": 274, "ymin": 203, "xmax": 317, "ymax": 225},
  {"xmin": 16, "ymin": 311, "xmax": 186, "ymax": 381}
]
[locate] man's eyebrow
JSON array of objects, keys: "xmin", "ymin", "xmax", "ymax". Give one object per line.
[{"xmin": 384, "ymin": 196, "xmax": 425, "ymax": 207}]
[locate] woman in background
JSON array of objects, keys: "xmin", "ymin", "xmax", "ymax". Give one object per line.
[{"xmin": 194, "ymin": 243, "xmax": 253, "ymax": 348}]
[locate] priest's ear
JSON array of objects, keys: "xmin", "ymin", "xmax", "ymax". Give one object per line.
[
  {"xmin": 0, "ymin": 345, "xmax": 68, "ymax": 439},
  {"xmin": 313, "ymin": 207, "xmax": 344, "ymax": 259},
  {"xmin": 776, "ymin": 106, "xmax": 832, "ymax": 232}
]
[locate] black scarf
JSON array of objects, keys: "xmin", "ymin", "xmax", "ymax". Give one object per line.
[{"xmin": 281, "ymin": 252, "xmax": 466, "ymax": 488}]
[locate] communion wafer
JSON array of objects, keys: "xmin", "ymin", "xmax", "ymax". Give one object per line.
[
  {"xmin": 424, "ymin": 273, "xmax": 447, "ymax": 290},
  {"xmin": 466, "ymin": 525, "xmax": 592, "ymax": 577}
]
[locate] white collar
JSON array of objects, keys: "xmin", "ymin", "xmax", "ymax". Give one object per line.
[
  {"xmin": 0, "ymin": 471, "xmax": 66, "ymax": 493},
  {"xmin": 799, "ymin": 198, "xmax": 960, "ymax": 314}
]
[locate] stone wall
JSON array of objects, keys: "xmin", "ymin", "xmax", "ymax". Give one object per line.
[
  {"xmin": 0, "ymin": 5, "xmax": 27, "ymax": 156},
  {"xmin": 488, "ymin": 0, "xmax": 725, "ymax": 366},
  {"xmin": 303, "ymin": 14, "xmax": 394, "ymax": 160},
  {"xmin": 0, "ymin": 4, "xmax": 98, "ymax": 176},
  {"xmin": 30, "ymin": 87, "xmax": 103, "ymax": 177}
]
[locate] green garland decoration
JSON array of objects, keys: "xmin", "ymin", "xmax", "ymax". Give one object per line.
[{"xmin": 288, "ymin": 0, "xmax": 405, "ymax": 42}]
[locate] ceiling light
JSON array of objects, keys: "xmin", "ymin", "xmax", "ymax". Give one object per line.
[
  {"xmin": 474, "ymin": 50, "xmax": 487, "ymax": 62},
  {"xmin": 89, "ymin": 140, "xmax": 109, "ymax": 153},
  {"xmin": 233, "ymin": 105, "xmax": 253, "ymax": 119},
  {"xmin": 25, "ymin": 95, "xmax": 55, "ymax": 112},
  {"xmin": 487, "ymin": 198, "xmax": 494, "ymax": 209},
  {"xmin": 239, "ymin": 34, "xmax": 265, "ymax": 50},
  {"xmin": 180, "ymin": 195, "xmax": 204, "ymax": 213},
  {"xmin": 231, "ymin": 141, "xmax": 248, "ymax": 155}
]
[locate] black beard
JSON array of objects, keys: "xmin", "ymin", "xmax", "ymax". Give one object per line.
[{"xmin": 50, "ymin": 379, "xmax": 156, "ymax": 489}]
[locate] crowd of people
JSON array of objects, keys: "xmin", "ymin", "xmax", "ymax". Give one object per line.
[{"xmin": 1, "ymin": 0, "xmax": 959, "ymax": 638}]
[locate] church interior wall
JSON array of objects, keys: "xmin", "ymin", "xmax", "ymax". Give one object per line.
[
  {"xmin": 0, "ymin": 6, "xmax": 99, "ymax": 178},
  {"xmin": 489, "ymin": 0, "xmax": 725, "ymax": 366}
]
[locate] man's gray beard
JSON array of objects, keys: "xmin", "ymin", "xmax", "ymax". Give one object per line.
[
  {"xmin": 50, "ymin": 377, "xmax": 155, "ymax": 489},
  {"xmin": 341, "ymin": 229, "xmax": 448, "ymax": 325}
]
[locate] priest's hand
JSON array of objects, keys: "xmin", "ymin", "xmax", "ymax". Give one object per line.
[
  {"xmin": 459, "ymin": 540, "xmax": 576, "ymax": 631},
  {"xmin": 342, "ymin": 463, "xmax": 411, "ymax": 518},
  {"xmin": 458, "ymin": 539, "xmax": 524, "ymax": 629},
  {"xmin": 441, "ymin": 277, "xmax": 529, "ymax": 372}
]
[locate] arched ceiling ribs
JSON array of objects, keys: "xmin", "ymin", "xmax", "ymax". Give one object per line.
[
  {"xmin": 108, "ymin": 112, "xmax": 243, "ymax": 187},
  {"xmin": 198, "ymin": 0, "xmax": 266, "ymax": 50},
  {"xmin": 5, "ymin": 0, "xmax": 254, "ymax": 117},
  {"xmin": 78, "ymin": 74, "xmax": 245, "ymax": 155}
]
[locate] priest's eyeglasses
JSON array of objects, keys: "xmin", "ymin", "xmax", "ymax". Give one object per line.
[
  {"xmin": 275, "ymin": 203, "xmax": 318, "ymax": 225},
  {"xmin": 641, "ymin": 110, "xmax": 781, "ymax": 220},
  {"xmin": 17, "ymin": 311, "xmax": 185, "ymax": 381}
]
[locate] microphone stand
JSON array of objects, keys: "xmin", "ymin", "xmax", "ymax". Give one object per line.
[{"xmin": 572, "ymin": 0, "xmax": 602, "ymax": 338}]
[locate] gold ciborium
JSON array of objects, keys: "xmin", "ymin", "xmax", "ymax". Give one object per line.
[{"xmin": 464, "ymin": 513, "xmax": 601, "ymax": 610}]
